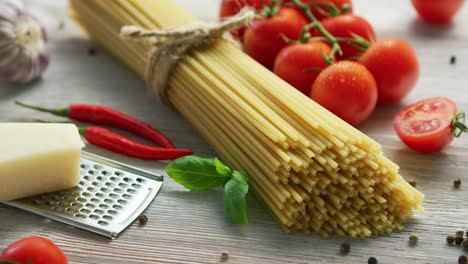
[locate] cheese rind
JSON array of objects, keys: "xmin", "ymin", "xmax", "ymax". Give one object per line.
[{"xmin": 0, "ymin": 123, "xmax": 85, "ymax": 202}]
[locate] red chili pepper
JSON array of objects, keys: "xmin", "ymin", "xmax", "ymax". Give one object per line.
[
  {"xmin": 16, "ymin": 101, "xmax": 175, "ymax": 149},
  {"xmin": 79, "ymin": 126, "xmax": 192, "ymax": 160}
]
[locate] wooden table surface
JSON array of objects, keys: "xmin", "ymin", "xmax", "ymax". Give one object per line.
[{"xmin": 1, "ymin": 1, "xmax": 468, "ymax": 263}]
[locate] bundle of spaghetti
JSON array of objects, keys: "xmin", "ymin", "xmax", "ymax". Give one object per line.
[{"xmin": 69, "ymin": 0, "xmax": 424, "ymax": 237}]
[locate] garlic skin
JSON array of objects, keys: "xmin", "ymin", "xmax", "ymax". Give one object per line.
[{"xmin": 0, "ymin": 0, "xmax": 49, "ymax": 83}]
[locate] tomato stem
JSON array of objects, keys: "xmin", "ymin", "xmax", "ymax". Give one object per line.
[
  {"xmin": 261, "ymin": 0, "xmax": 279, "ymax": 17},
  {"xmin": 452, "ymin": 111, "xmax": 468, "ymax": 138},
  {"xmin": 290, "ymin": 0, "xmax": 342, "ymax": 63}
]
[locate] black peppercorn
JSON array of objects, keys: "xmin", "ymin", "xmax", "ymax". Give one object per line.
[
  {"xmin": 220, "ymin": 251, "xmax": 229, "ymax": 262},
  {"xmin": 138, "ymin": 214, "xmax": 148, "ymax": 225},
  {"xmin": 448, "ymin": 235, "xmax": 456, "ymax": 245},
  {"xmin": 454, "ymin": 179, "xmax": 462, "ymax": 189},
  {"xmin": 459, "ymin": 255, "xmax": 468, "ymax": 264},
  {"xmin": 463, "ymin": 239, "xmax": 468, "ymax": 250},
  {"xmin": 409, "ymin": 233, "xmax": 418, "ymax": 245},
  {"xmin": 408, "ymin": 179, "xmax": 416, "ymax": 187},
  {"xmin": 88, "ymin": 47, "xmax": 97, "ymax": 56},
  {"xmin": 450, "ymin": 55, "xmax": 457, "ymax": 65},
  {"xmin": 368, "ymin": 256, "xmax": 378, "ymax": 264},
  {"xmin": 340, "ymin": 242, "xmax": 350, "ymax": 254},
  {"xmin": 456, "ymin": 237, "xmax": 464, "ymax": 245}
]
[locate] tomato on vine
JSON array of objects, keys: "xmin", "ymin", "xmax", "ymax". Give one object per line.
[
  {"xmin": 310, "ymin": 61, "xmax": 378, "ymax": 126},
  {"xmin": 244, "ymin": 6, "xmax": 308, "ymax": 68},
  {"xmin": 359, "ymin": 37, "xmax": 419, "ymax": 104},
  {"xmin": 274, "ymin": 41, "xmax": 333, "ymax": 95},
  {"xmin": 219, "ymin": 0, "xmax": 271, "ymax": 40},
  {"xmin": 311, "ymin": 14, "xmax": 375, "ymax": 60},
  {"xmin": 283, "ymin": 0, "xmax": 353, "ymax": 20},
  {"xmin": 393, "ymin": 98, "xmax": 467, "ymax": 153},
  {"xmin": 411, "ymin": 0, "xmax": 464, "ymax": 24}
]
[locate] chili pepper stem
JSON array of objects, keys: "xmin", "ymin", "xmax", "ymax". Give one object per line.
[{"xmin": 15, "ymin": 101, "xmax": 69, "ymax": 117}]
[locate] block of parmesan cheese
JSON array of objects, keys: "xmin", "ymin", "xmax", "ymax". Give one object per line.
[{"xmin": 0, "ymin": 123, "xmax": 85, "ymax": 202}]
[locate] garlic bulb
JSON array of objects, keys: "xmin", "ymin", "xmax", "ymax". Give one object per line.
[{"xmin": 0, "ymin": 0, "xmax": 49, "ymax": 83}]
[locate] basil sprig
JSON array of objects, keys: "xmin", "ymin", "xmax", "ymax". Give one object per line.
[{"xmin": 165, "ymin": 156, "xmax": 249, "ymax": 224}]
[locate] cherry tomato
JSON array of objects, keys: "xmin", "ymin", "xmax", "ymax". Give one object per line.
[
  {"xmin": 310, "ymin": 61, "xmax": 377, "ymax": 126},
  {"xmin": 283, "ymin": 0, "xmax": 353, "ymax": 20},
  {"xmin": 273, "ymin": 41, "xmax": 333, "ymax": 95},
  {"xmin": 311, "ymin": 14, "xmax": 375, "ymax": 60},
  {"xmin": 219, "ymin": 0, "xmax": 271, "ymax": 40},
  {"xmin": 244, "ymin": 7, "xmax": 308, "ymax": 68},
  {"xmin": 393, "ymin": 98, "xmax": 461, "ymax": 153},
  {"xmin": 2, "ymin": 236, "xmax": 67, "ymax": 264},
  {"xmin": 359, "ymin": 37, "xmax": 419, "ymax": 104},
  {"xmin": 411, "ymin": 0, "xmax": 464, "ymax": 24}
]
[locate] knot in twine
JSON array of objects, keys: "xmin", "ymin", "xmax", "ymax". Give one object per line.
[{"xmin": 120, "ymin": 8, "xmax": 255, "ymax": 105}]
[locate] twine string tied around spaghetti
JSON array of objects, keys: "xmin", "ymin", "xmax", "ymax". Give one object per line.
[{"xmin": 120, "ymin": 8, "xmax": 255, "ymax": 105}]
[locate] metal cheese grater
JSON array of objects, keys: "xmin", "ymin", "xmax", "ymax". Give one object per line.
[{"xmin": 2, "ymin": 151, "xmax": 164, "ymax": 239}]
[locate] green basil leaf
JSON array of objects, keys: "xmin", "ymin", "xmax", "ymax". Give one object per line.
[
  {"xmin": 165, "ymin": 156, "xmax": 229, "ymax": 191},
  {"xmin": 224, "ymin": 171, "xmax": 249, "ymax": 224},
  {"xmin": 214, "ymin": 158, "xmax": 232, "ymax": 177}
]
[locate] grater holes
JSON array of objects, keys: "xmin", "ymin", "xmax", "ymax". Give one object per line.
[
  {"xmin": 95, "ymin": 193, "xmax": 104, "ymax": 198},
  {"xmin": 93, "ymin": 164, "xmax": 103, "ymax": 170},
  {"xmin": 57, "ymin": 201, "xmax": 67, "ymax": 207},
  {"xmin": 44, "ymin": 200, "xmax": 54, "ymax": 206},
  {"xmin": 104, "ymin": 199, "xmax": 113, "ymax": 204},
  {"xmin": 85, "ymin": 203, "xmax": 96, "ymax": 209},
  {"xmin": 52, "ymin": 206, "xmax": 63, "ymax": 212},
  {"xmin": 92, "ymin": 181, "xmax": 101, "ymax": 187},
  {"xmin": 112, "ymin": 204, "xmax": 123, "ymax": 210},
  {"xmin": 103, "ymin": 215, "xmax": 113, "ymax": 221},
  {"xmin": 71, "ymin": 202, "xmax": 81, "ymax": 207},
  {"xmin": 113, "ymin": 188, "xmax": 124, "ymax": 194},
  {"xmin": 117, "ymin": 199, "xmax": 127, "ymax": 205},
  {"xmin": 80, "ymin": 164, "xmax": 87, "ymax": 169},
  {"xmin": 122, "ymin": 194, "xmax": 132, "ymax": 199},
  {"xmin": 123, "ymin": 177, "xmax": 131, "ymax": 182},
  {"xmin": 99, "ymin": 204, "xmax": 109, "ymax": 209},
  {"xmin": 131, "ymin": 183, "xmax": 141, "ymax": 189},
  {"xmin": 65, "ymin": 207, "xmax": 77, "ymax": 213},
  {"xmin": 118, "ymin": 183, "xmax": 128, "ymax": 188},
  {"xmin": 114, "ymin": 188, "xmax": 124, "ymax": 193},
  {"xmin": 114, "ymin": 171, "xmax": 123, "ymax": 176},
  {"xmin": 84, "ymin": 175, "xmax": 90, "ymax": 180},
  {"xmin": 105, "ymin": 182, "xmax": 115, "ymax": 187},
  {"xmin": 87, "ymin": 187, "xmax": 95, "ymax": 192},
  {"xmin": 94, "ymin": 209, "xmax": 104, "ymax": 215},
  {"xmin": 77, "ymin": 197, "xmax": 87, "ymax": 203},
  {"xmin": 89, "ymin": 214, "xmax": 99, "ymax": 220},
  {"xmin": 136, "ymin": 178, "xmax": 146, "ymax": 184},
  {"xmin": 109, "ymin": 193, "xmax": 119, "ymax": 199},
  {"xmin": 127, "ymin": 189, "xmax": 137, "ymax": 194},
  {"xmin": 73, "ymin": 186, "xmax": 82, "ymax": 192},
  {"xmin": 101, "ymin": 171, "xmax": 108, "ymax": 176},
  {"xmin": 98, "ymin": 221, "xmax": 108, "ymax": 226},
  {"xmin": 110, "ymin": 176, "xmax": 118, "ymax": 182},
  {"xmin": 107, "ymin": 209, "xmax": 118, "ymax": 215},
  {"xmin": 31, "ymin": 199, "xmax": 42, "ymax": 205},
  {"xmin": 83, "ymin": 192, "xmax": 91, "ymax": 197},
  {"xmin": 100, "ymin": 187, "xmax": 110, "ymax": 193},
  {"xmin": 79, "ymin": 181, "xmax": 84, "ymax": 185},
  {"xmin": 96, "ymin": 176, "xmax": 103, "ymax": 181},
  {"xmin": 75, "ymin": 213, "xmax": 87, "ymax": 219},
  {"xmin": 88, "ymin": 170, "xmax": 95, "ymax": 175},
  {"xmin": 90, "ymin": 198, "xmax": 100, "ymax": 203},
  {"xmin": 80, "ymin": 208, "xmax": 91, "ymax": 214}
]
